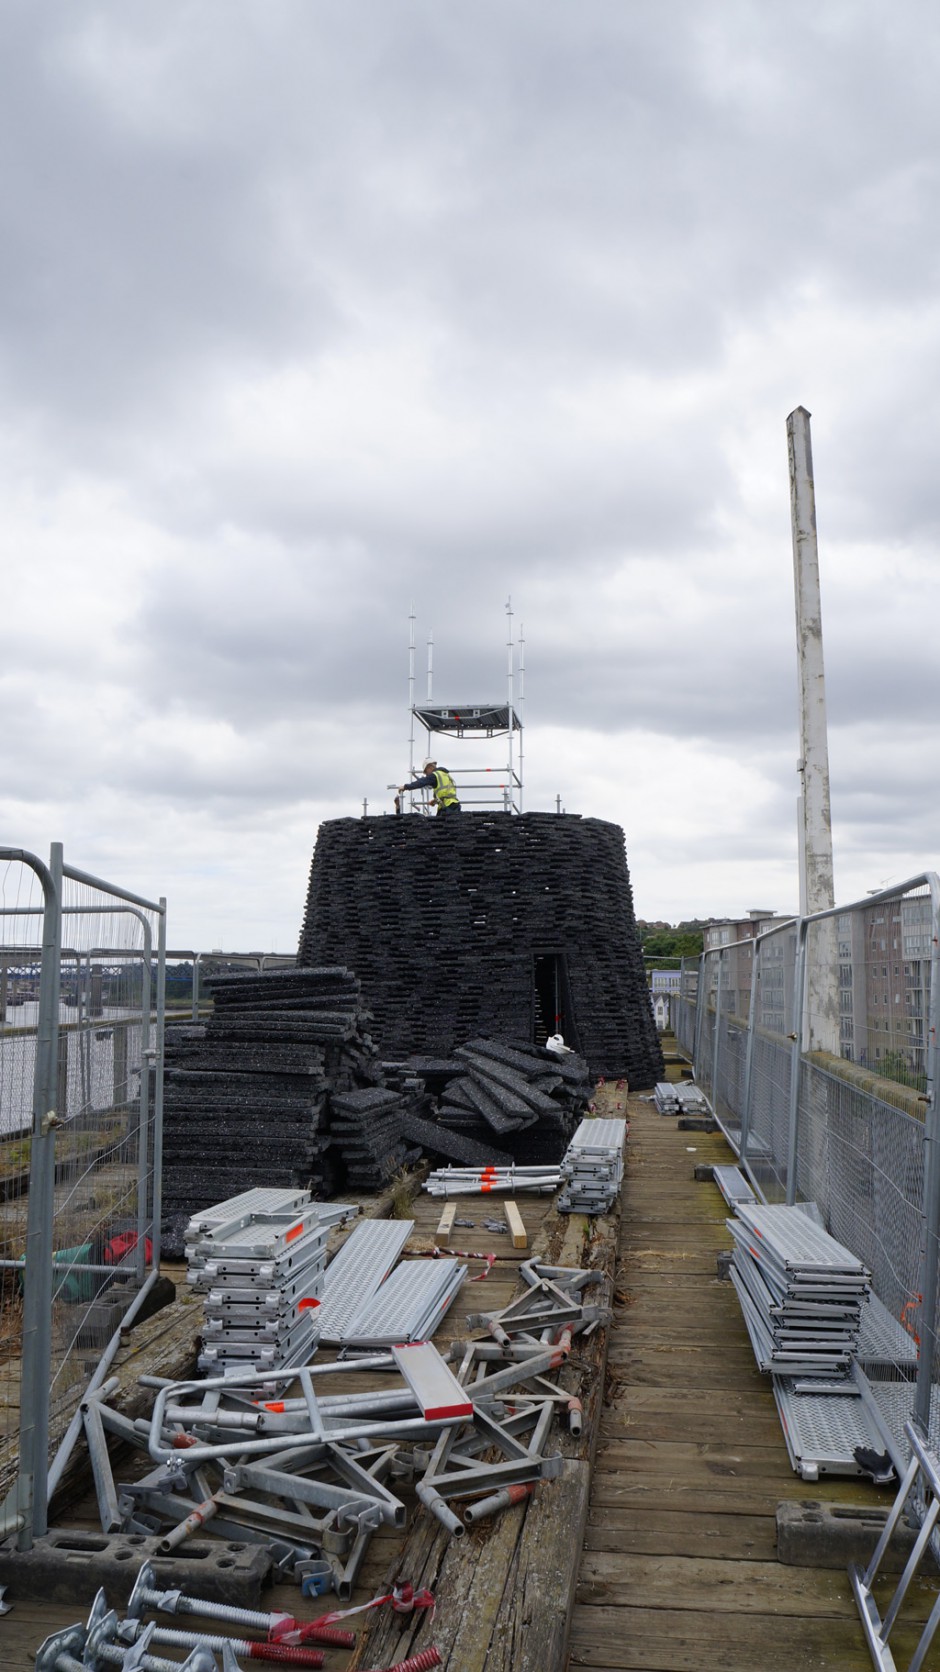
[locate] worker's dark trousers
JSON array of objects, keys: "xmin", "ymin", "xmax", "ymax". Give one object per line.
[{"xmin": 437, "ymin": 803, "xmax": 462, "ymax": 815}]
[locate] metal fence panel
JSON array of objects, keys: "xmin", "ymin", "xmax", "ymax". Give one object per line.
[
  {"xmin": 0, "ymin": 846, "xmax": 165, "ymax": 1545},
  {"xmin": 680, "ymin": 877, "xmax": 940, "ymax": 1464}
]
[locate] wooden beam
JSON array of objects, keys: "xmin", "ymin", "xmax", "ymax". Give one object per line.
[
  {"xmin": 503, "ymin": 1199, "xmax": 527, "ymax": 1248},
  {"xmin": 436, "ymin": 1201, "xmax": 457, "ymax": 1246}
]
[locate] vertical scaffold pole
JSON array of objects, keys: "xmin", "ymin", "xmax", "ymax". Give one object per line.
[{"xmin": 16, "ymin": 841, "xmax": 63, "ymax": 1547}]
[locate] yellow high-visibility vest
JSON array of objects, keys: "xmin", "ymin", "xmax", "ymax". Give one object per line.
[{"xmin": 431, "ymin": 768, "xmax": 459, "ymax": 809}]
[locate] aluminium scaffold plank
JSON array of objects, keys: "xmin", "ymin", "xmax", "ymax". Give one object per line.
[
  {"xmin": 316, "ymin": 1218, "xmax": 415, "ymax": 1345},
  {"xmin": 773, "ymin": 1373, "xmax": 889, "ymax": 1480},
  {"xmin": 340, "ymin": 1258, "xmax": 467, "ymax": 1349}
]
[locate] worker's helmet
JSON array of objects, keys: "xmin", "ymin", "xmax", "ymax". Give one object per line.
[{"xmin": 423, "ymin": 758, "xmax": 437, "ymax": 771}]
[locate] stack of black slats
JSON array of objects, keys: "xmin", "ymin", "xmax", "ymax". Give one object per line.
[
  {"xmin": 328, "ymin": 1086, "xmax": 413, "ymax": 1188},
  {"xmin": 297, "ymin": 812, "xmax": 664, "ymax": 1087},
  {"xmin": 161, "ymin": 966, "xmax": 383, "ymax": 1254},
  {"xmin": 384, "ymin": 1036, "xmax": 594, "ymax": 1166}
]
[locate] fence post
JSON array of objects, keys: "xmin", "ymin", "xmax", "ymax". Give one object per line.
[
  {"xmin": 692, "ymin": 952, "xmax": 706, "ymax": 1083},
  {"xmin": 151, "ymin": 899, "xmax": 167, "ymax": 1268},
  {"xmin": 711, "ymin": 949, "xmax": 724, "ymax": 1117},
  {"xmin": 113, "ymin": 1022, "xmax": 128, "ymax": 1109},
  {"xmin": 135, "ymin": 937, "xmax": 153, "ymax": 1286},
  {"xmin": 15, "ymin": 841, "xmax": 63, "ymax": 1548},
  {"xmin": 739, "ymin": 938, "xmax": 761, "ymax": 1166},
  {"xmin": 785, "ymin": 919, "xmax": 808, "ymax": 1206},
  {"xmin": 914, "ymin": 883, "xmax": 940, "ymax": 1435}
]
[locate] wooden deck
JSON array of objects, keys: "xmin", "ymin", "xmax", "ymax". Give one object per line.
[
  {"xmin": 566, "ymin": 1093, "xmax": 937, "ymax": 1672},
  {"xmin": 4, "ymin": 1085, "xmax": 940, "ymax": 1669}
]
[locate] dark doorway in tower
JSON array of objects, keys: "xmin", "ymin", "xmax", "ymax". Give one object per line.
[{"xmin": 532, "ymin": 951, "xmax": 579, "ymax": 1052}]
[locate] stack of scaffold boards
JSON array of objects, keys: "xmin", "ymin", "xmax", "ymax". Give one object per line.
[
  {"xmin": 422, "ymin": 1116, "xmax": 628, "ymax": 1216},
  {"xmin": 728, "ymin": 1201, "xmax": 872, "ymax": 1381},
  {"xmin": 654, "ymin": 1080, "xmax": 709, "ymax": 1116},
  {"xmin": 185, "ymin": 1187, "xmax": 355, "ymax": 1375},
  {"xmin": 188, "ymin": 1195, "xmax": 472, "ymax": 1367},
  {"xmin": 557, "ymin": 1116, "xmax": 627, "ymax": 1214},
  {"xmin": 721, "ymin": 1182, "xmax": 916, "ymax": 1480}
]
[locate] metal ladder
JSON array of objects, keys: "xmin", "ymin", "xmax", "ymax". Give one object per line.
[{"xmin": 849, "ymin": 1420, "xmax": 940, "ymax": 1671}]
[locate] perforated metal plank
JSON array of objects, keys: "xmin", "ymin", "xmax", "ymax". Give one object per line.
[
  {"xmin": 204, "ymin": 1262, "xmax": 326, "ymax": 1311},
  {"xmin": 186, "ymin": 1186, "xmax": 311, "ymax": 1238},
  {"xmin": 342, "ymin": 1259, "xmax": 466, "ymax": 1347},
  {"xmin": 773, "ymin": 1376, "xmax": 887, "ymax": 1479},
  {"xmin": 736, "ymin": 1203, "xmax": 870, "ymax": 1277},
  {"xmin": 856, "ymin": 1294, "xmax": 920, "ymax": 1371},
  {"xmin": 189, "ymin": 1205, "xmax": 329, "ymax": 1260},
  {"xmin": 566, "ymin": 1118, "xmax": 626, "ymax": 1152},
  {"xmin": 317, "ymin": 1219, "xmax": 414, "ymax": 1344},
  {"xmin": 713, "ymin": 1165, "xmax": 757, "ymax": 1207}
]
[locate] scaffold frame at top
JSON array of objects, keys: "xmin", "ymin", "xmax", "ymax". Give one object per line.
[{"xmin": 404, "ymin": 600, "xmax": 525, "ymax": 813}]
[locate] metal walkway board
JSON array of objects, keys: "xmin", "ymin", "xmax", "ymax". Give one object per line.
[
  {"xmin": 392, "ymin": 1342, "xmax": 474, "ymax": 1421},
  {"xmin": 186, "ymin": 1186, "xmax": 311, "ymax": 1238},
  {"xmin": 712, "ymin": 1165, "xmax": 757, "ymax": 1208},
  {"xmin": 773, "ymin": 1376, "xmax": 886, "ymax": 1479},
  {"xmin": 735, "ymin": 1203, "xmax": 871, "ymax": 1278},
  {"xmin": 317, "ymin": 1219, "xmax": 414, "ymax": 1344},
  {"xmin": 342, "ymin": 1259, "xmax": 467, "ymax": 1348}
]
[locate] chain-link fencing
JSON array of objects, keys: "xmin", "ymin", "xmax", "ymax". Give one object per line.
[{"xmin": 679, "ymin": 876, "xmax": 940, "ymax": 1461}]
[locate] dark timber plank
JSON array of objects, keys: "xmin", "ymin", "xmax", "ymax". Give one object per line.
[{"xmin": 565, "ymin": 1083, "xmax": 938, "ymax": 1672}]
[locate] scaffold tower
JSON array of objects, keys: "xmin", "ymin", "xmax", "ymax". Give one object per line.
[{"xmin": 404, "ymin": 600, "xmax": 524, "ymax": 813}]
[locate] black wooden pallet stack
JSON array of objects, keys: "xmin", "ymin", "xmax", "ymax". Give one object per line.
[
  {"xmin": 384, "ymin": 1036, "xmax": 594, "ymax": 1166},
  {"xmin": 297, "ymin": 812, "xmax": 664, "ymax": 1086},
  {"xmin": 160, "ymin": 966, "xmax": 386, "ymax": 1254}
]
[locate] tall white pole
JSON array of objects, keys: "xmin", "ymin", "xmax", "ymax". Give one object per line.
[
  {"xmin": 506, "ymin": 597, "xmax": 514, "ymax": 808},
  {"xmin": 787, "ymin": 405, "xmax": 838, "ymax": 1060},
  {"xmin": 787, "ymin": 406, "xmax": 835, "ymax": 918},
  {"xmin": 408, "ymin": 604, "xmax": 416, "ymax": 782},
  {"xmin": 518, "ymin": 621, "xmax": 525, "ymax": 812}
]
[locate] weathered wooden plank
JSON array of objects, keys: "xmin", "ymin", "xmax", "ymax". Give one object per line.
[
  {"xmin": 575, "ymin": 1552, "xmax": 940, "ymax": 1619},
  {"xmin": 566, "ymin": 1603, "xmax": 891, "ymax": 1670},
  {"xmin": 582, "ymin": 1504, "xmax": 776, "ymax": 1560}
]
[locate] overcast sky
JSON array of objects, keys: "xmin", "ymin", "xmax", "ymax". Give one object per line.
[{"xmin": 2, "ymin": 1, "xmax": 939, "ymax": 951}]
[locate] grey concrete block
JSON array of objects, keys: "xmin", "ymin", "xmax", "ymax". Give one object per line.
[
  {"xmin": 776, "ymin": 1499, "xmax": 929, "ymax": 1573},
  {"xmin": 0, "ymin": 1530, "xmax": 272, "ymax": 1605}
]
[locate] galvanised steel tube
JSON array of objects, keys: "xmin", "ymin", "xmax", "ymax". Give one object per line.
[
  {"xmin": 738, "ymin": 933, "xmax": 762, "ymax": 1175},
  {"xmin": 914, "ymin": 876, "xmax": 940, "ymax": 1437},
  {"xmin": 46, "ymin": 1266, "xmax": 161, "ymax": 1502},
  {"xmin": 10, "ymin": 841, "xmax": 62, "ymax": 1548},
  {"xmin": 151, "ymin": 898, "xmax": 167, "ymax": 1266},
  {"xmin": 135, "ymin": 923, "xmax": 153, "ymax": 1285},
  {"xmin": 785, "ymin": 918, "xmax": 808, "ymax": 1207},
  {"xmin": 710, "ymin": 947, "xmax": 724, "ymax": 1116},
  {"xmin": 692, "ymin": 950, "xmax": 707, "ymax": 1084}
]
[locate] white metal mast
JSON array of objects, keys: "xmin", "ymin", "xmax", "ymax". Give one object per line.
[
  {"xmin": 506, "ymin": 598, "xmax": 514, "ymax": 813},
  {"xmin": 518, "ymin": 621, "xmax": 525, "ymax": 813},
  {"xmin": 787, "ymin": 406, "xmax": 835, "ymax": 918},
  {"xmin": 787, "ymin": 405, "xmax": 838, "ymax": 1059},
  {"xmin": 408, "ymin": 604, "xmax": 416, "ymax": 783}
]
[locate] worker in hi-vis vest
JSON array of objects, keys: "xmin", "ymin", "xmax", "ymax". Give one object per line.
[{"xmin": 398, "ymin": 758, "xmax": 462, "ymax": 814}]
